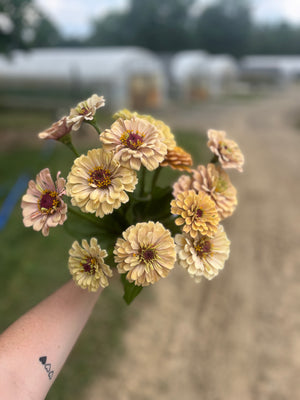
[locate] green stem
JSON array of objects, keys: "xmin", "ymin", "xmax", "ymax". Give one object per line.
[
  {"xmin": 68, "ymin": 205, "xmax": 100, "ymax": 226},
  {"xmin": 58, "ymin": 134, "xmax": 80, "ymax": 157},
  {"xmin": 151, "ymin": 166, "xmax": 162, "ymax": 193},
  {"xmin": 86, "ymin": 119, "xmax": 102, "ymax": 135},
  {"xmin": 139, "ymin": 166, "xmax": 146, "ymax": 197}
]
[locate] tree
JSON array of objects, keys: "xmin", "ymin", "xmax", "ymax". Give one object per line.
[
  {"xmin": 88, "ymin": 0, "xmax": 195, "ymax": 52},
  {"xmin": 194, "ymin": 0, "xmax": 252, "ymax": 57}
]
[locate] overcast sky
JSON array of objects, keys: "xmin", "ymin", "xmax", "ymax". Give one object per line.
[{"xmin": 34, "ymin": 0, "xmax": 300, "ymax": 38}]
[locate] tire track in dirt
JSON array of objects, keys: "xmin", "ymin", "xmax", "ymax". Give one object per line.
[{"xmin": 86, "ymin": 87, "xmax": 300, "ymax": 400}]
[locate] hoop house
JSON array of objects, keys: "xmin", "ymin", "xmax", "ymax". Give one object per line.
[
  {"xmin": 170, "ymin": 50, "xmax": 210, "ymax": 101},
  {"xmin": 206, "ymin": 55, "xmax": 239, "ymax": 96},
  {"xmin": 0, "ymin": 47, "xmax": 166, "ymax": 110}
]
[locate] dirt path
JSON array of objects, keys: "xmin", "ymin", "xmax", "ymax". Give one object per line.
[{"xmin": 86, "ymin": 87, "xmax": 300, "ymax": 400}]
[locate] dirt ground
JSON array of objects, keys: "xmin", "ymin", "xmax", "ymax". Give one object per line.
[{"xmin": 85, "ymin": 86, "xmax": 300, "ymax": 400}]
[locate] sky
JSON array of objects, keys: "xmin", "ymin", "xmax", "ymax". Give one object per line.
[{"xmin": 34, "ymin": 0, "xmax": 300, "ymax": 38}]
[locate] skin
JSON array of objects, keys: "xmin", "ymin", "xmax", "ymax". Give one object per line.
[{"xmin": 0, "ymin": 280, "xmax": 102, "ymax": 400}]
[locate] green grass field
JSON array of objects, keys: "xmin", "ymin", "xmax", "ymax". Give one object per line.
[{"xmin": 0, "ymin": 109, "xmax": 209, "ymax": 399}]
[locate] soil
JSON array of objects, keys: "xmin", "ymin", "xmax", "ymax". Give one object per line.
[{"xmin": 83, "ymin": 85, "xmax": 300, "ymax": 400}]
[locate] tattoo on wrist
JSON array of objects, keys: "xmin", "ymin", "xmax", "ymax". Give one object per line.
[{"xmin": 39, "ymin": 356, "xmax": 54, "ymax": 380}]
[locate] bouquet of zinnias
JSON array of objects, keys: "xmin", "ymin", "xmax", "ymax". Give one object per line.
[{"xmin": 21, "ymin": 94, "xmax": 244, "ymax": 304}]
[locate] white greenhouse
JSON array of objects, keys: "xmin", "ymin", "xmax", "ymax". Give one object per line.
[
  {"xmin": 170, "ymin": 50, "xmax": 210, "ymax": 101},
  {"xmin": 0, "ymin": 47, "xmax": 167, "ymax": 110},
  {"xmin": 170, "ymin": 51, "xmax": 238, "ymax": 101},
  {"xmin": 239, "ymin": 56, "xmax": 300, "ymax": 86}
]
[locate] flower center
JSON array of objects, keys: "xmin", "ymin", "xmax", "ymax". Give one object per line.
[
  {"xmin": 76, "ymin": 102, "xmax": 90, "ymax": 115},
  {"xmin": 195, "ymin": 237, "xmax": 211, "ymax": 258},
  {"xmin": 39, "ymin": 191, "xmax": 60, "ymax": 214},
  {"xmin": 81, "ymin": 257, "xmax": 97, "ymax": 275},
  {"xmin": 120, "ymin": 130, "xmax": 145, "ymax": 150},
  {"xmin": 215, "ymin": 177, "xmax": 228, "ymax": 193},
  {"xmin": 139, "ymin": 247, "xmax": 156, "ymax": 264},
  {"xmin": 88, "ymin": 167, "xmax": 112, "ymax": 188},
  {"xmin": 219, "ymin": 142, "xmax": 232, "ymax": 153},
  {"xmin": 196, "ymin": 208, "xmax": 203, "ymax": 218}
]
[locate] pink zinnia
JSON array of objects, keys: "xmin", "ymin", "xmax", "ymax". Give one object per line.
[{"xmin": 21, "ymin": 168, "xmax": 67, "ymax": 236}]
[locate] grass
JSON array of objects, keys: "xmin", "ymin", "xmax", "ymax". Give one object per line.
[{"xmin": 0, "ymin": 108, "xmax": 210, "ymax": 399}]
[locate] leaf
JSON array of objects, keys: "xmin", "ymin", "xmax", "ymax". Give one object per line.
[
  {"xmin": 120, "ymin": 274, "xmax": 143, "ymax": 305},
  {"xmin": 144, "ymin": 186, "xmax": 173, "ymax": 221}
]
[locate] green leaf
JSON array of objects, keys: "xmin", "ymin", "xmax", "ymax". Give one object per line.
[{"xmin": 120, "ymin": 274, "xmax": 143, "ymax": 305}]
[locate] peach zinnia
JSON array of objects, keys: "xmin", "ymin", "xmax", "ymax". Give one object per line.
[
  {"xmin": 207, "ymin": 129, "xmax": 244, "ymax": 172},
  {"xmin": 38, "ymin": 116, "xmax": 73, "ymax": 140},
  {"xmin": 175, "ymin": 225, "xmax": 230, "ymax": 282},
  {"xmin": 66, "ymin": 148, "xmax": 137, "ymax": 218},
  {"xmin": 171, "ymin": 190, "xmax": 220, "ymax": 238},
  {"xmin": 114, "ymin": 221, "xmax": 176, "ymax": 287},
  {"xmin": 192, "ymin": 163, "xmax": 237, "ymax": 219},
  {"xmin": 114, "ymin": 109, "xmax": 176, "ymax": 151},
  {"xmin": 21, "ymin": 168, "xmax": 67, "ymax": 236},
  {"xmin": 160, "ymin": 146, "xmax": 193, "ymax": 172},
  {"xmin": 68, "ymin": 238, "xmax": 112, "ymax": 291},
  {"xmin": 67, "ymin": 94, "xmax": 105, "ymax": 130},
  {"xmin": 100, "ymin": 117, "xmax": 167, "ymax": 171}
]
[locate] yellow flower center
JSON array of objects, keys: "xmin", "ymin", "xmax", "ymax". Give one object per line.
[
  {"xmin": 195, "ymin": 237, "xmax": 211, "ymax": 258},
  {"xmin": 81, "ymin": 257, "xmax": 97, "ymax": 275},
  {"xmin": 215, "ymin": 177, "xmax": 228, "ymax": 193},
  {"xmin": 38, "ymin": 190, "xmax": 60, "ymax": 214},
  {"xmin": 88, "ymin": 167, "xmax": 112, "ymax": 189},
  {"xmin": 219, "ymin": 141, "xmax": 232, "ymax": 154},
  {"xmin": 120, "ymin": 130, "xmax": 145, "ymax": 150}
]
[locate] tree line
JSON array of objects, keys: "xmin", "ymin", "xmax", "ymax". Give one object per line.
[{"xmin": 2, "ymin": 0, "xmax": 300, "ymax": 57}]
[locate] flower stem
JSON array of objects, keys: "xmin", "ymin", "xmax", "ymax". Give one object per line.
[
  {"xmin": 59, "ymin": 134, "xmax": 80, "ymax": 158},
  {"xmin": 139, "ymin": 166, "xmax": 146, "ymax": 197},
  {"xmin": 86, "ymin": 119, "xmax": 102, "ymax": 135},
  {"xmin": 210, "ymin": 154, "xmax": 219, "ymax": 164},
  {"xmin": 151, "ymin": 166, "xmax": 162, "ymax": 193}
]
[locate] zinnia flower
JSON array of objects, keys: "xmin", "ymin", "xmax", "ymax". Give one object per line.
[
  {"xmin": 38, "ymin": 116, "xmax": 73, "ymax": 140},
  {"xmin": 67, "ymin": 94, "xmax": 105, "ymax": 131},
  {"xmin": 192, "ymin": 164, "xmax": 237, "ymax": 219},
  {"xmin": 114, "ymin": 221, "xmax": 176, "ymax": 286},
  {"xmin": 68, "ymin": 238, "xmax": 112, "ymax": 291},
  {"xmin": 207, "ymin": 129, "xmax": 244, "ymax": 172},
  {"xmin": 66, "ymin": 148, "xmax": 137, "ymax": 217},
  {"xmin": 21, "ymin": 168, "xmax": 67, "ymax": 236},
  {"xmin": 114, "ymin": 109, "xmax": 176, "ymax": 151},
  {"xmin": 175, "ymin": 225, "xmax": 230, "ymax": 282},
  {"xmin": 172, "ymin": 174, "xmax": 192, "ymax": 198},
  {"xmin": 160, "ymin": 146, "xmax": 193, "ymax": 172},
  {"xmin": 100, "ymin": 117, "xmax": 167, "ymax": 171},
  {"xmin": 171, "ymin": 190, "xmax": 220, "ymax": 238}
]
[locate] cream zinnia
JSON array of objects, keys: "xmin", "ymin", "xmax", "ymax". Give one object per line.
[
  {"xmin": 21, "ymin": 168, "xmax": 67, "ymax": 236},
  {"xmin": 67, "ymin": 94, "xmax": 105, "ymax": 131},
  {"xmin": 66, "ymin": 148, "xmax": 137, "ymax": 217},
  {"xmin": 114, "ymin": 221, "xmax": 176, "ymax": 286},
  {"xmin": 68, "ymin": 238, "xmax": 112, "ymax": 291},
  {"xmin": 175, "ymin": 225, "xmax": 230, "ymax": 282},
  {"xmin": 100, "ymin": 117, "xmax": 167, "ymax": 171}
]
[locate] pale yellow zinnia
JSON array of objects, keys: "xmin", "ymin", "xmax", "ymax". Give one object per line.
[
  {"xmin": 207, "ymin": 129, "xmax": 244, "ymax": 172},
  {"xmin": 171, "ymin": 190, "xmax": 220, "ymax": 238},
  {"xmin": 114, "ymin": 221, "xmax": 176, "ymax": 286},
  {"xmin": 192, "ymin": 163, "xmax": 237, "ymax": 219},
  {"xmin": 66, "ymin": 148, "xmax": 137, "ymax": 217},
  {"xmin": 175, "ymin": 226, "xmax": 230, "ymax": 282},
  {"xmin": 68, "ymin": 237, "xmax": 112, "ymax": 291},
  {"xmin": 100, "ymin": 117, "xmax": 167, "ymax": 171}
]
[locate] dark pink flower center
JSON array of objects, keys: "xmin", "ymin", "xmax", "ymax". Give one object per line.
[
  {"xmin": 81, "ymin": 257, "xmax": 96, "ymax": 275},
  {"xmin": 195, "ymin": 239, "xmax": 211, "ymax": 258},
  {"xmin": 196, "ymin": 208, "xmax": 203, "ymax": 218},
  {"xmin": 139, "ymin": 247, "xmax": 156, "ymax": 263},
  {"xmin": 39, "ymin": 191, "xmax": 60, "ymax": 214},
  {"xmin": 88, "ymin": 167, "xmax": 112, "ymax": 189},
  {"xmin": 121, "ymin": 130, "xmax": 144, "ymax": 150}
]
